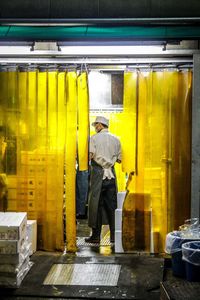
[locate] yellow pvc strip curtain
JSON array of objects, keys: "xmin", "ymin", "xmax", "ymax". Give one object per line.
[
  {"xmin": 44, "ymin": 71, "xmax": 65, "ymax": 250},
  {"xmin": 109, "ymin": 113, "xmax": 127, "ymax": 192},
  {"xmin": 123, "ymin": 70, "xmax": 192, "ymax": 253},
  {"xmin": 122, "ymin": 72, "xmax": 137, "ymax": 174},
  {"xmin": 65, "ymin": 72, "xmax": 77, "ymax": 252},
  {"xmin": 0, "ymin": 69, "xmax": 19, "ymax": 181},
  {"xmin": 0, "ymin": 71, "xmax": 7, "ymax": 177},
  {"xmin": 77, "ymin": 72, "xmax": 89, "ymax": 171},
  {"xmin": 170, "ymin": 70, "xmax": 192, "ymax": 230},
  {"xmin": 0, "ymin": 68, "xmax": 66, "ymax": 251},
  {"xmin": 145, "ymin": 70, "xmax": 170, "ymax": 252}
]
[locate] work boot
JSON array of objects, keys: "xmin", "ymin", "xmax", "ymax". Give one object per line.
[{"xmin": 85, "ymin": 228, "xmax": 100, "ymax": 243}]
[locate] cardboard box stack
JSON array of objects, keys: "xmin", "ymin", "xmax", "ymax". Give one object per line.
[
  {"xmin": 0, "ymin": 212, "xmax": 32, "ymax": 287},
  {"xmin": 27, "ymin": 220, "xmax": 37, "ymax": 255}
]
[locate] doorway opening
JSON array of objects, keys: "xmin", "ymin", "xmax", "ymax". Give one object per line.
[{"xmin": 0, "ymin": 60, "xmax": 192, "ymax": 253}]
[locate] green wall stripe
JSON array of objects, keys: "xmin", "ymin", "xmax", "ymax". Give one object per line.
[{"xmin": 0, "ymin": 25, "xmax": 200, "ymax": 39}]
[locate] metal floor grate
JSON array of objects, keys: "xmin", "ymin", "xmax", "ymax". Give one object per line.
[
  {"xmin": 43, "ymin": 263, "xmax": 121, "ymax": 286},
  {"xmin": 77, "ymin": 236, "xmax": 112, "ymax": 246}
]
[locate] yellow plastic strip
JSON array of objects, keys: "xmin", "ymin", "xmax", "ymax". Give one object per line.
[
  {"xmin": 43, "ymin": 71, "xmax": 58, "ymax": 251},
  {"xmin": 58, "ymin": 72, "xmax": 67, "ymax": 150},
  {"xmin": 17, "ymin": 71, "xmax": 28, "ymax": 213},
  {"xmin": 109, "ymin": 113, "xmax": 126, "ymax": 191},
  {"xmin": 35, "ymin": 70, "xmax": 48, "ymax": 249},
  {"xmin": 27, "ymin": 71, "xmax": 37, "ymax": 149},
  {"xmin": 170, "ymin": 70, "xmax": 192, "ymax": 230},
  {"xmin": 65, "ymin": 71, "xmax": 77, "ymax": 252},
  {"xmin": 0, "ymin": 71, "xmax": 7, "ymax": 109},
  {"xmin": 77, "ymin": 72, "xmax": 89, "ymax": 171},
  {"xmin": 7, "ymin": 70, "xmax": 18, "ymax": 110},
  {"xmin": 122, "ymin": 71, "xmax": 137, "ymax": 173},
  {"xmin": 56, "ymin": 71, "xmax": 66, "ymax": 250}
]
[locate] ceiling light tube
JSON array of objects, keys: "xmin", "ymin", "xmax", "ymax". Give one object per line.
[{"xmin": 60, "ymin": 45, "xmax": 164, "ymax": 56}]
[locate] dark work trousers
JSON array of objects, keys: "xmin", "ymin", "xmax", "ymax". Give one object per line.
[
  {"xmin": 76, "ymin": 170, "xmax": 89, "ymax": 216},
  {"xmin": 93, "ymin": 178, "xmax": 117, "ymax": 238}
]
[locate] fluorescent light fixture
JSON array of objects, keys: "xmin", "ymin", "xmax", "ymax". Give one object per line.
[
  {"xmin": 0, "ymin": 44, "xmax": 165, "ymax": 57},
  {"xmin": 60, "ymin": 45, "xmax": 164, "ymax": 56},
  {"xmin": 0, "ymin": 43, "xmax": 197, "ymax": 62},
  {"xmin": 0, "ymin": 46, "xmax": 32, "ymax": 55},
  {"xmin": 58, "ymin": 40, "xmax": 167, "ymax": 47}
]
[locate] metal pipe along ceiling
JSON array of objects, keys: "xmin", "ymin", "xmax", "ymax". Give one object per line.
[
  {"xmin": 2, "ymin": 18, "xmax": 200, "ymax": 26},
  {"xmin": 1, "ymin": 26, "xmax": 200, "ymax": 40},
  {"xmin": 1, "ymin": 0, "xmax": 200, "ymax": 21}
]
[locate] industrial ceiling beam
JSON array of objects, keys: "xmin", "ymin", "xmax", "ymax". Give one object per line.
[
  {"xmin": 1, "ymin": 0, "xmax": 200, "ymax": 21},
  {"xmin": 2, "ymin": 18, "xmax": 200, "ymax": 26}
]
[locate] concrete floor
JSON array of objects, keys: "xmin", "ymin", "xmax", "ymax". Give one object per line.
[
  {"xmin": 1, "ymin": 220, "xmax": 199, "ymax": 300},
  {"xmin": 0, "ymin": 219, "xmax": 164, "ymax": 300},
  {"xmin": 0, "ymin": 251, "xmax": 163, "ymax": 300}
]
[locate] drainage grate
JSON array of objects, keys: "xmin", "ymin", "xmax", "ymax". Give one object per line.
[
  {"xmin": 43, "ymin": 263, "xmax": 121, "ymax": 286},
  {"xmin": 77, "ymin": 236, "xmax": 111, "ymax": 247},
  {"xmin": 162, "ymin": 277, "xmax": 200, "ymax": 300}
]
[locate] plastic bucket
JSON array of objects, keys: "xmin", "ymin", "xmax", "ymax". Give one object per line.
[
  {"xmin": 182, "ymin": 241, "xmax": 200, "ymax": 282},
  {"xmin": 165, "ymin": 231, "xmax": 195, "ymax": 278},
  {"xmin": 165, "ymin": 231, "xmax": 194, "ymax": 254},
  {"xmin": 171, "ymin": 250, "xmax": 186, "ymax": 277},
  {"xmin": 185, "ymin": 261, "xmax": 200, "ymax": 282}
]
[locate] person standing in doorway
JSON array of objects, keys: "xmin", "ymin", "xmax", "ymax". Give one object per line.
[{"xmin": 85, "ymin": 116, "xmax": 121, "ymax": 244}]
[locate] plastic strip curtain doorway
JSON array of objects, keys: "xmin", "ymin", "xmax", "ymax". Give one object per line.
[
  {"xmin": 122, "ymin": 69, "xmax": 192, "ymax": 253},
  {"xmin": 0, "ymin": 67, "xmax": 87, "ymax": 252},
  {"xmin": 89, "ymin": 69, "xmax": 192, "ymax": 253}
]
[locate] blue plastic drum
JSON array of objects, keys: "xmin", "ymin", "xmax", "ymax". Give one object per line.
[{"xmin": 182, "ymin": 241, "xmax": 200, "ymax": 282}]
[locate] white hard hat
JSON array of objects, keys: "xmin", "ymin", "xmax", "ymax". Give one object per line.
[{"xmin": 92, "ymin": 116, "xmax": 109, "ymax": 127}]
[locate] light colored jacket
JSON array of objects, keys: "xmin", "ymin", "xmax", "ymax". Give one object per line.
[{"xmin": 90, "ymin": 129, "xmax": 121, "ymax": 179}]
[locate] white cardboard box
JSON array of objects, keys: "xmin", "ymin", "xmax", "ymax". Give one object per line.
[
  {"xmin": 0, "ymin": 248, "xmax": 30, "ymax": 273},
  {"xmin": 0, "ymin": 213, "xmax": 27, "ymax": 240},
  {"xmin": 0, "ymin": 243, "xmax": 31, "ymax": 265},
  {"xmin": 0, "ymin": 259, "xmax": 32, "ymax": 287},
  {"xmin": 0, "ymin": 238, "xmax": 26, "ymax": 254},
  {"xmin": 27, "ymin": 220, "xmax": 37, "ymax": 255}
]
